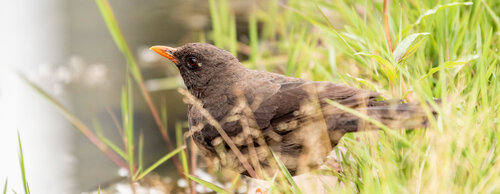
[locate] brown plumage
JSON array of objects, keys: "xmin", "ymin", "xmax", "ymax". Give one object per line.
[{"xmin": 151, "ymin": 43, "xmax": 433, "ymax": 176}]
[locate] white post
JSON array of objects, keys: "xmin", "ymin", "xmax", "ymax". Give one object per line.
[{"xmin": 0, "ymin": 0, "xmax": 75, "ymax": 193}]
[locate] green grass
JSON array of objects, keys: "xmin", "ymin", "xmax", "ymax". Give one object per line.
[
  {"xmin": 17, "ymin": 132, "xmax": 30, "ymax": 194},
  {"xmin": 3, "ymin": 179, "xmax": 7, "ymax": 194},
  {"xmin": 207, "ymin": 0, "xmax": 499, "ymax": 193}
]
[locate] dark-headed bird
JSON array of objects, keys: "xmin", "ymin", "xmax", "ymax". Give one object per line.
[{"xmin": 151, "ymin": 43, "xmax": 435, "ymax": 177}]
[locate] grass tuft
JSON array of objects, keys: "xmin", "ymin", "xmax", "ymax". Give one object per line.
[
  {"xmin": 3, "ymin": 179, "xmax": 7, "ymax": 194},
  {"xmin": 17, "ymin": 132, "xmax": 30, "ymax": 194}
]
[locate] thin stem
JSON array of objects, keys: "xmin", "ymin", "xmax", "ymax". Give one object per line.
[{"xmin": 383, "ymin": 0, "xmax": 393, "ymax": 51}]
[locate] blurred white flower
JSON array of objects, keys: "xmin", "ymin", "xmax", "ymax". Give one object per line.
[
  {"xmin": 54, "ymin": 65, "xmax": 72, "ymax": 84},
  {"xmin": 118, "ymin": 167, "xmax": 129, "ymax": 177},
  {"xmin": 177, "ymin": 178, "xmax": 188, "ymax": 188},
  {"xmin": 115, "ymin": 182, "xmax": 160, "ymax": 194},
  {"xmin": 31, "ymin": 56, "xmax": 111, "ymax": 95},
  {"xmin": 83, "ymin": 63, "xmax": 108, "ymax": 87},
  {"xmin": 69, "ymin": 56, "xmax": 86, "ymax": 80}
]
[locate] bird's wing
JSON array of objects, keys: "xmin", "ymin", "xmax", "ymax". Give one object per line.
[{"xmin": 249, "ymin": 80, "xmax": 381, "ymax": 131}]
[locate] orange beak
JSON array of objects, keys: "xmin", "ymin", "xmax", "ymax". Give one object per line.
[{"xmin": 150, "ymin": 45, "xmax": 179, "ymax": 64}]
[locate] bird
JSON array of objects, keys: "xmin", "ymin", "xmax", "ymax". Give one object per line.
[{"xmin": 150, "ymin": 43, "xmax": 434, "ymax": 177}]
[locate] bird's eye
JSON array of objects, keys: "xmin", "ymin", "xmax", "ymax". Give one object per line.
[{"xmin": 186, "ymin": 56, "xmax": 199, "ymax": 69}]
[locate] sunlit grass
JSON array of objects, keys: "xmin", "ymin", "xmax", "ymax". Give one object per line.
[{"xmin": 208, "ymin": 0, "xmax": 499, "ymax": 193}]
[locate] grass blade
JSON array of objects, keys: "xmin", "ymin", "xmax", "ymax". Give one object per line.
[
  {"xmin": 94, "ymin": 0, "xmax": 178, "ymax": 164},
  {"xmin": 176, "ymin": 123, "xmax": 190, "ymax": 175},
  {"xmin": 17, "ymin": 132, "xmax": 30, "ymax": 194},
  {"xmin": 138, "ymin": 131, "xmax": 144, "ymax": 177},
  {"xmin": 92, "ymin": 118, "xmax": 128, "ymax": 160},
  {"xmin": 313, "ymin": 3, "xmax": 358, "ymax": 54},
  {"xmin": 393, "ymin": 33, "xmax": 430, "ymax": 63},
  {"xmin": 249, "ymin": 13, "xmax": 259, "ymax": 69},
  {"xmin": 176, "ymin": 122, "xmax": 193, "ymax": 192},
  {"xmin": 94, "ymin": 0, "xmax": 142, "ymax": 81},
  {"xmin": 98, "ymin": 134, "xmax": 127, "ymax": 160},
  {"xmin": 355, "ymin": 52, "xmax": 397, "ymax": 84},
  {"xmin": 419, "ymin": 54, "xmax": 479, "ymax": 81},
  {"xmin": 19, "ymin": 74, "xmax": 128, "ymax": 169},
  {"xmin": 178, "ymin": 88, "xmax": 257, "ymax": 178},
  {"xmin": 122, "ymin": 76, "xmax": 136, "ymax": 178},
  {"xmin": 185, "ymin": 174, "xmax": 231, "ymax": 194},
  {"xmin": 136, "ymin": 146, "xmax": 185, "ymax": 180},
  {"xmin": 271, "ymin": 151, "xmax": 302, "ymax": 194},
  {"xmin": 383, "ymin": 0, "xmax": 393, "ymax": 51},
  {"xmin": 413, "ymin": 2, "xmax": 473, "ymax": 26},
  {"xmin": 481, "ymin": 0, "xmax": 499, "ymax": 29},
  {"xmin": 228, "ymin": 174, "xmax": 241, "ymax": 191},
  {"xmin": 3, "ymin": 179, "xmax": 8, "ymax": 194}
]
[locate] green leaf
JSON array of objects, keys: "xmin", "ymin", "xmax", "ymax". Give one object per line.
[
  {"xmin": 271, "ymin": 151, "xmax": 303, "ymax": 194},
  {"xmin": 284, "ymin": 2, "xmax": 358, "ymax": 54},
  {"xmin": 419, "ymin": 54, "xmax": 479, "ymax": 81},
  {"xmin": 17, "ymin": 132, "xmax": 30, "ymax": 194},
  {"xmin": 95, "ymin": 0, "xmax": 173, "ymax": 165},
  {"xmin": 249, "ymin": 13, "xmax": 259, "ymax": 68},
  {"xmin": 186, "ymin": 174, "xmax": 232, "ymax": 194},
  {"xmin": 122, "ymin": 75, "xmax": 136, "ymax": 179},
  {"xmin": 92, "ymin": 118, "xmax": 128, "ymax": 160},
  {"xmin": 95, "ymin": 0, "xmax": 142, "ymax": 81},
  {"xmin": 97, "ymin": 134, "xmax": 127, "ymax": 160},
  {"xmin": 176, "ymin": 122, "xmax": 190, "ymax": 177},
  {"xmin": 267, "ymin": 171, "xmax": 279, "ymax": 194},
  {"xmin": 3, "ymin": 179, "xmax": 8, "ymax": 194},
  {"xmin": 136, "ymin": 146, "xmax": 185, "ymax": 180},
  {"xmin": 355, "ymin": 52, "xmax": 397, "ymax": 83},
  {"xmin": 482, "ymin": 0, "xmax": 500, "ymax": 29},
  {"xmin": 344, "ymin": 73, "xmax": 380, "ymax": 91},
  {"xmin": 228, "ymin": 174, "xmax": 241, "ymax": 191},
  {"xmin": 413, "ymin": 2, "xmax": 473, "ymax": 25},
  {"xmin": 393, "ymin": 33, "xmax": 430, "ymax": 63}
]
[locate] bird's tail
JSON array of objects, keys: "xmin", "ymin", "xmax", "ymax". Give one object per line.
[
  {"xmin": 337, "ymin": 100, "xmax": 439, "ymax": 132},
  {"xmin": 369, "ymin": 101, "xmax": 438, "ymax": 129}
]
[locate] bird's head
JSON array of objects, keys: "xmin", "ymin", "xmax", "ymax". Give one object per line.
[{"xmin": 150, "ymin": 43, "xmax": 241, "ymax": 91}]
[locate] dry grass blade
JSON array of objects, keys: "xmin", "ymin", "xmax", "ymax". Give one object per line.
[
  {"xmin": 383, "ymin": 0, "xmax": 393, "ymax": 51},
  {"xmin": 18, "ymin": 73, "xmax": 128, "ymax": 169},
  {"xmin": 271, "ymin": 151, "xmax": 302, "ymax": 194},
  {"xmin": 105, "ymin": 107, "xmax": 127, "ymax": 149},
  {"xmin": 178, "ymin": 88, "xmax": 258, "ymax": 178}
]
